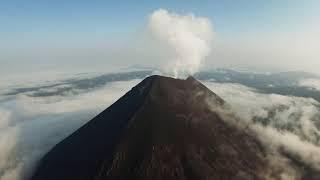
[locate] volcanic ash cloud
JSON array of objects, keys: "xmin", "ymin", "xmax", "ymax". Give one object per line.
[{"xmin": 148, "ymin": 9, "xmax": 214, "ymax": 78}]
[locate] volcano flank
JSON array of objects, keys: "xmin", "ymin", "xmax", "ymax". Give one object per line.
[{"xmin": 30, "ymin": 75, "xmax": 320, "ymax": 180}]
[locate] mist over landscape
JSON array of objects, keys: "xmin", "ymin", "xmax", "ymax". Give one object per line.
[
  {"xmin": 1, "ymin": 1, "xmax": 320, "ymax": 180},
  {"xmin": 1, "ymin": 69, "xmax": 320, "ymax": 179}
]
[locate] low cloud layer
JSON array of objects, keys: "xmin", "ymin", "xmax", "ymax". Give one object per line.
[
  {"xmin": 204, "ymin": 82, "xmax": 320, "ymax": 178},
  {"xmin": 2, "ymin": 72, "xmax": 320, "ymax": 180},
  {"xmin": 148, "ymin": 9, "xmax": 214, "ymax": 78},
  {"xmin": 299, "ymin": 78, "xmax": 320, "ymax": 91},
  {"xmin": 0, "ymin": 79, "xmax": 139, "ymax": 180}
]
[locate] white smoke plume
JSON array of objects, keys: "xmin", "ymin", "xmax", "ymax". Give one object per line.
[{"xmin": 148, "ymin": 9, "xmax": 214, "ymax": 78}]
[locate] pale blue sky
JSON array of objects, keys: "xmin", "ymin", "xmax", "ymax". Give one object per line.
[
  {"xmin": 0, "ymin": 0, "xmax": 319, "ymax": 76},
  {"xmin": 1, "ymin": 0, "xmax": 318, "ymax": 40}
]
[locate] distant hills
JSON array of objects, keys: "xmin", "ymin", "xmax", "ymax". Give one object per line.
[{"xmin": 4, "ymin": 69, "xmax": 320, "ymax": 102}]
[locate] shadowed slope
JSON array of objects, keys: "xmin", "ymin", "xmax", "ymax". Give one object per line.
[
  {"xmin": 94, "ymin": 76, "xmax": 268, "ymax": 180},
  {"xmin": 31, "ymin": 76, "xmax": 155, "ymax": 180}
]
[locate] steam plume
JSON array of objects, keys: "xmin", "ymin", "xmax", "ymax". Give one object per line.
[{"xmin": 148, "ymin": 9, "xmax": 214, "ymax": 78}]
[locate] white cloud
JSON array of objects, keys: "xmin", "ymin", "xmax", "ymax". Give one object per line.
[
  {"xmin": 2, "ymin": 76, "xmax": 320, "ymax": 180},
  {"xmin": 0, "ymin": 109, "xmax": 11, "ymax": 129},
  {"xmin": 299, "ymin": 78, "xmax": 320, "ymax": 91},
  {"xmin": 204, "ymin": 81, "xmax": 320, "ymax": 173},
  {"xmin": 148, "ymin": 9, "xmax": 214, "ymax": 78},
  {"xmin": 0, "ymin": 79, "xmax": 140, "ymax": 180}
]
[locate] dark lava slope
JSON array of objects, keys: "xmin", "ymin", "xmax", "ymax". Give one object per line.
[{"xmin": 31, "ymin": 75, "xmax": 319, "ymax": 180}]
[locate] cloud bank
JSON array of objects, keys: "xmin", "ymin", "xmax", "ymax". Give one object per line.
[
  {"xmin": 299, "ymin": 78, "xmax": 320, "ymax": 91},
  {"xmin": 0, "ymin": 79, "xmax": 139, "ymax": 180},
  {"xmin": 148, "ymin": 9, "xmax": 214, "ymax": 78},
  {"xmin": 204, "ymin": 82, "xmax": 320, "ymax": 178},
  {"xmin": 2, "ymin": 73, "xmax": 320, "ymax": 179}
]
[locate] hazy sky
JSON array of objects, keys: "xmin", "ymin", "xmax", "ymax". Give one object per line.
[{"xmin": 1, "ymin": 0, "xmax": 319, "ymax": 77}]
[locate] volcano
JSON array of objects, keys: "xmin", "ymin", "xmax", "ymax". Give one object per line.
[{"xmin": 31, "ymin": 75, "xmax": 320, "ymax": 180}]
